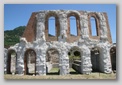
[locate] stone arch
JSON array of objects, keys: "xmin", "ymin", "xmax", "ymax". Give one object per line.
[
  {"xmin": 68, "ymin": 46, "xmax": 82, "ymax": 74},
  {"xmin": 7, "ymin": 49, "xmax": 17, "ymax": 74},
  {"xmin": 90, "ymin": 47, "xmax": 101, "ymax": 72},
  {"xmin": 67, "ymin": 12, "xmax": 81, "ymax": 42},
  {"xmin": 46, "ymin": 47, "xmax": 60, "ymax": 75},
  {"xmin": 45, "ymin": 12, "xmax": 60, "ymax": 41},
  {"xmin": 110, "ymin": 46, "xmax": 116, "ymax": 71},
  {"xmin": 88, "ymin": 13, "xmax": 100, "ymax": 39},
  {"xmin": 67, "ymin": 11, "xmax": 81, "ymax": 19},
  {"xmin": 24, "ymin": 48, "xmax": 36, "ymax": 75}
]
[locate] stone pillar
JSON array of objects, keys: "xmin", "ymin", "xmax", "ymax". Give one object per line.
[
  {"xmin": 59, "ymin": 50, "xmax": 69, "ymax": 75},
  {"xmin": 98, "ymin": 13, "xmax": 108, "ymax": 40},
  {"xmin": 4, "ymin": 48, "xmax": 8, "ymax": 74},
  {"xmin": 16, "ymin": 38, "xmax": 27, "ymax": 75},
  {"xmin": 58, "ymin": 13, "xmax": 68, "ymax": 42},
  {"xmin": 99, "ymin": 46, "xmax": 112, "ymax": 73},
  {"xmin": 81, "ymin": 46, "xmax": 92, "ymax": 74},
  {"xmin": 80, "ymin": 12, "xmax": 89, "ymax": 39},
  {"xmin": 16, "ymin": 51, "xmax": 24, "ymax": 75},
  {"xmin": 36, "ymin": 13, "xmax": 45, "ymax": 41},
  {"xmin": 36, "ymin": 49, "xmax": 46, "ymax": 75}
]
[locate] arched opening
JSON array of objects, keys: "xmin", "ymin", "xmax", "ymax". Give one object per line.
[
  {"xmin": 24, "ymin": 49, "xmax": 36, "ymax": 75},
  {"xmin": 91, "ymin": 47, "xmax": 100, "ymax": 72},
  {"xmin": 45, "ymin": 12, "xmax": 60, "ymax": 42},
  {"xmin": 69, "ymin": 16, "xmax": 77, "ymax": 36},
  {"xmin": 7, "ymin": 49, "xmax": 17, "ymax": 74},
  {"xmin": 46, "ymin": 48, "xmax": 60, "ymax": 75},
  {"xmin": 67, "ymin": 12, "xmax": 81, "ymax": 43},
  {"xmin": 110, "ymin": 46, "xmax": 116, "ymax": 72},
  {"xmin": 68, "ymin": 47, "xmax": 82, "ymax": 74},
  {"xmin": 48, "ymin": 17, "xmax": 56, "ymax": 36},
  {"xmin": 90, "ymin": 17, "xmax": 97, "ymax": 36}
]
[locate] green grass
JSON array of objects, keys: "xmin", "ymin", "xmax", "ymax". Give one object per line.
[{"xmin": 49, "ymin": 68, "xmax": 59, "ymax": 72}]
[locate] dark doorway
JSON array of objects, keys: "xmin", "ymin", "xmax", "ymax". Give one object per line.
[
  {"xmin": 46, "ymin": 48, "xmax": 60, "ymax": 75},
  {"xmin": 7, "ymin": 50, "xmax": 17, "ymax": 74},
  {"xmin": 68, "ymin": 47, "xmax": 82, "ymax": 74},
  {"xmin": 91, "ymin": 47, "xmax": 100, "ymax": 72},
  {"xmin": 24, "ymin": 49, "xmax": 36, "ymax": 75},
  {"xmin": 110, "ymin": 47, "xmax": 116, "ymax": 71}
]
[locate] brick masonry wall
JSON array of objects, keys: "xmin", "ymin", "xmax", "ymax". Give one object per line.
[
  {"xmin": 22, "ymin": 12, "xmax": 37, "ymax": 42},
  {"xmin": 22, "ymin": 11, "xmax": 112, "ymax": 44}
]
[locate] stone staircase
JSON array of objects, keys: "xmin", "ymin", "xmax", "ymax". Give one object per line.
[{"xmin": 72, "ymin": 60, "xmax": 82, "ymax": 73}]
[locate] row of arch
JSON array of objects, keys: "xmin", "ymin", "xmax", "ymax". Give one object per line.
[
  {"xmin": 7, "ymin": 49, "xmax": 36, "ymax": 75},
  {"xmin": 44, "ymin": 12, "xmax": 102, "ymax": 42},
  {"xmin": 6, "ymin": 46, "xmax": 116, "ymax": 75}
]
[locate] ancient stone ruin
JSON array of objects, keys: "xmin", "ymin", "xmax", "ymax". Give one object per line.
[{"xmin": 4, "ymin": 10, "xmax": 116, "ymax": 75}]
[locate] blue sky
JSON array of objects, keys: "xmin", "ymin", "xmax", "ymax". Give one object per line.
[{"xmin": 4, "ymin": 4, "xmax": 116, "ymax": 43}]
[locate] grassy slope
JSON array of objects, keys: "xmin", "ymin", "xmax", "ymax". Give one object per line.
[{"xmin": 4, "ymin": 26, "xmax": 26, "ymax": 48}]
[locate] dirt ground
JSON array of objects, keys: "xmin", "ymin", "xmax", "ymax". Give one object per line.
[
  {"xmin": 4, "ymin": 72, "xmax": 116, "ymax": 79},
  {"xmin": 5, "ymin": 67, "xmax": 116, "ymax": 79}
]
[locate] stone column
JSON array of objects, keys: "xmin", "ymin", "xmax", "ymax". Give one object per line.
[
  {"xmin": 4, "ymin": 48, "xmax": 8, "ymax": 74},
  {"xmin": 80, "ymin": 12, "xmax": 89, "ymax": 39},
  {"xmin": 59, "ymin": 51, "xmax": 69, "ymax": 75},
  {"xmin": 36, "ymin": 48, "xmax": 46, "ymax": 75},
  {"xmin": 99, "ymin": 46, "xmax": 112, "ymax": 73},
  {"xmin": 16, "ymin": 51, "xmax": 24, "ymax": 75},
  {"xmin": 36, "ymin": 13, "xmax": 45, "ymax": 41},
  {"xmin": 16, "ymin": 38, "xmax": 27, "ymax": 75},
  {"xmin": 98, "ymin": 13, "xmax": 108, "ymax": 40},
  {"xmin": 81, "ymin": 45, "xmax": 92, "ymax": 74},
  {"xmin": 58, "ymin": 13, "xmax": 68, "ymax": 42}
]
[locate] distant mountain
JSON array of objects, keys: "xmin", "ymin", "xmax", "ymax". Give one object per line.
[
  {"xmin": 4, "ymin": 26, "xmax": 56, "ymax": 48},
  {"xmin": 4, "ymin": 26, "xmax": 26, "ymax": 48}
]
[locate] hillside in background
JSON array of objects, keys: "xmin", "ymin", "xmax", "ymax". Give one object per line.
[
  {"xmin": 4, "ymin": 26, "xmax": 26, "ymax": 48},
  {"xmin": 4, "ymin": 26, "xmax": 55, "ymax": 48}
]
